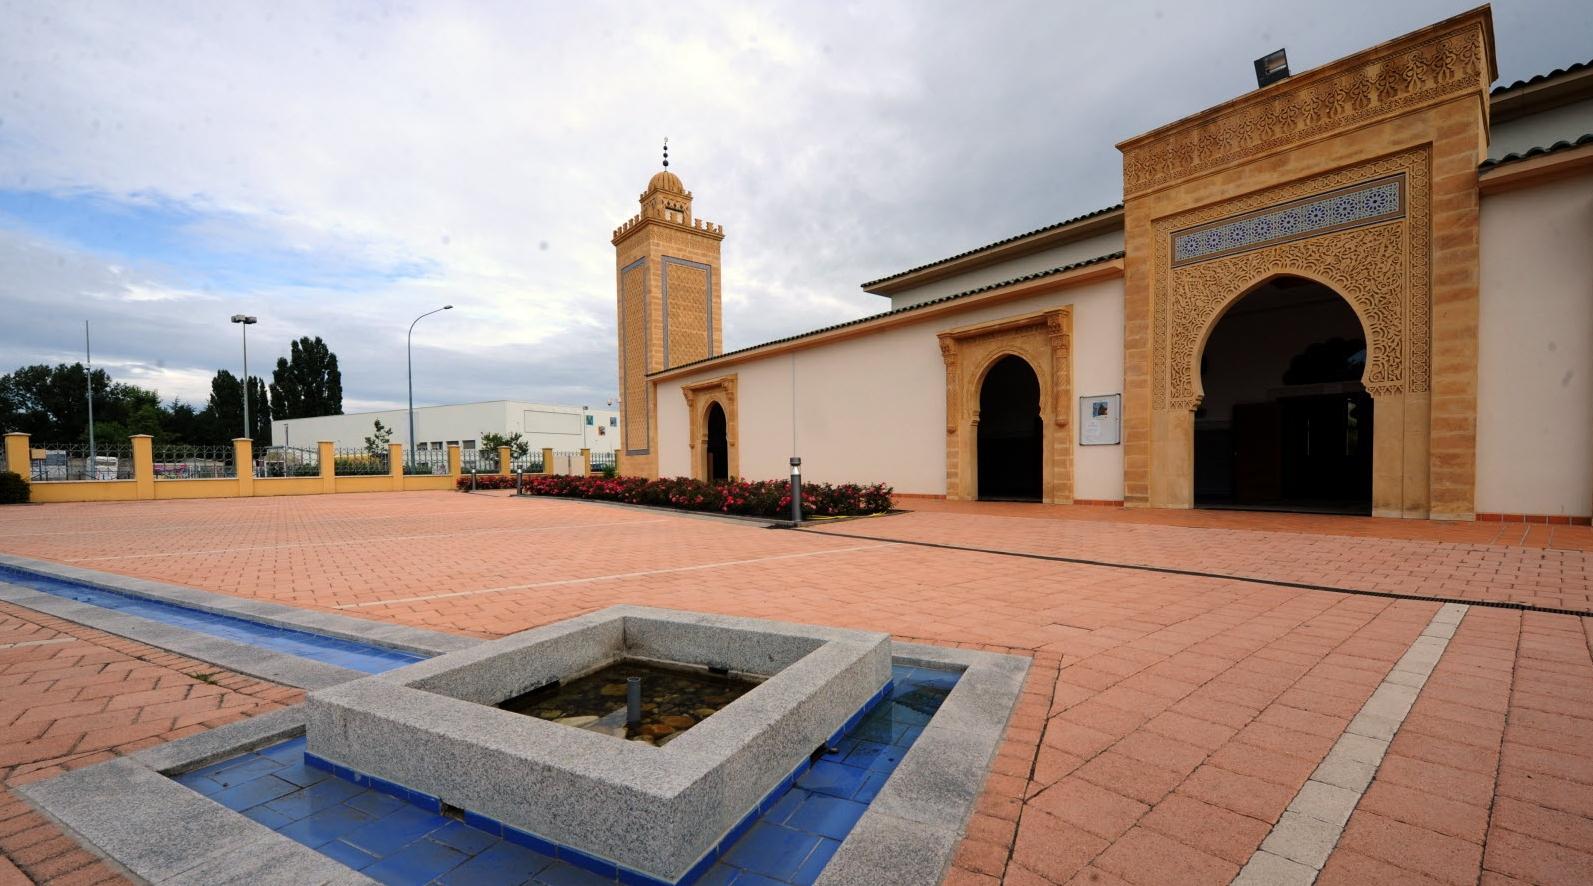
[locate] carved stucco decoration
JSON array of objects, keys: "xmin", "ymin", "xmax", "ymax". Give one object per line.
[
  {"xmin": 937, "ymin": 308, "xmax": 1073, "ymax": 503},
  {"xmin": 1153, "ymin": 149, "xmax": 1431, "ymax": 411},
  {"xmin": 1170, "ymin": 224, "xmax": 1404, "ymax": 409},
  {"xmin": 1121, "ymin": 20, "xmax": 1485, "ymax": 197},
  {"xmin": 681, "ymin": 375, "xmax": 738, "ymax": 481}
]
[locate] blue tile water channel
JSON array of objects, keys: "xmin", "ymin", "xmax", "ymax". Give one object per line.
[
  {"xmin": 174, "ymin": 664, "xmax": 958, "ymax": 885},
  {"xmin": 0, "ymin": 563, "xmax": 426, "ymax": 673}
]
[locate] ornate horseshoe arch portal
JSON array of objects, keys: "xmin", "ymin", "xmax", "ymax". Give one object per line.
[
  {"xmin": 1149, "ymin": 151, "xmax": 1432, "ymax": 517},
  {"xmin": 1120, "ymin": 9, "xmax": 1493, "ymax": 520},
  {"xmin": 939, "ymin": 308, "xmax": 1074, "ymax": 504}
]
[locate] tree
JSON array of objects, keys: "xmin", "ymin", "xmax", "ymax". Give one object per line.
[
  {"xmin": 0, "ymin": 363, "xmax": 156, "ymax": 441},
  {"xmin": 363, "ymin": 420, "xmax": 393, "ymax": 456},
  {"xmin": 161, "ymin": 400, "xmax": 210, "ymax": 445},
  {"xmin": 207, "ymin": 370, "xmax": 271, "ymax": 444},
  {"xmin": 479, "ymin": 432, "xmax": 530, "ymax": 460},
  {"xmin": 268, "ymin": 337, "xmax": 343, "ymax": 420},
  {"xmin": 248, "ymin": 376, "xmax": 272, "ymax": 444}
]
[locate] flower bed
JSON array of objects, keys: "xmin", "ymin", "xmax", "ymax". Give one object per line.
[{"xmin": 459, "ymin": 473, "xmax": 892, "ymax": 518}]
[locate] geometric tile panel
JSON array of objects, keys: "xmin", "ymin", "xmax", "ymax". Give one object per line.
[{"xmin": 1174, "ymin": 175, "xmax": 1403, "ymax": 266}]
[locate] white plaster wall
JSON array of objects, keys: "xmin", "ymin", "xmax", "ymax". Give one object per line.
[
  {"xmin": 1071, "ymin": 280, "xmax": 1126, "ymax": 501},
  {"xmin": 885, "ymin": 229, "xmax": 1125, "ymax": 310},
  {"xmin": 657, "ymin": 276, "xmax": 1126, "ymax": 500},
  {"xmin": 1488, "ymin": 98, "xmax": 1593, "ymax": 159},
  {"xmin": 1476, "ymin": 173, "xmax": 1593, "ymax": 517}
]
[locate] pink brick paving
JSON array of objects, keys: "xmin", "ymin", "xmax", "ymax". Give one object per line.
[
  {"xmin": 0, "ymin": 601, "xmax": 303, "ymax": 885},
  {"xmin": 0, "ymin": 490, "xmax": 1589, "ymax": 884}
]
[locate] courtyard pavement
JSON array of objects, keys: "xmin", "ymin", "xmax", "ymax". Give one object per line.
[{"xmin": 1, "ymin": 491, "xmax": 1590, "ymax": 884}]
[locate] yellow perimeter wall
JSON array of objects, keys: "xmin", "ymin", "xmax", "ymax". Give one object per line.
[{"xmin": 4, "ymin": 435, "xmax": 469, "ymax": 504}]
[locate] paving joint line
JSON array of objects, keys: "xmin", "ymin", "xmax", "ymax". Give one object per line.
[
  {"xmin": 61, "ymin": 518, "xmax": 669, "ymax": 562},
  {"xmin": 334, "ymin": 543, "xmax": 896, "ymax": 609},
  {"xmin": 796, "ymin": 528, "xmax": 1593, "ymax": 617},
  {"xmin": 1232, "ymin": 601, "xmax": 1471, "ymax": 884}
]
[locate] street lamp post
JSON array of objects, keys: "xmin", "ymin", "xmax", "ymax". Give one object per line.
[
  {"xmin": 407, "ymin": 305, "xmax": 454, "ymax": 467},
  {"xmin": 230, "ymin": 315, "xmax": 257, "ymax": 440},
  {"xmin": 582, "ymin": 405, "xmax": 589, "ymax": 450}
]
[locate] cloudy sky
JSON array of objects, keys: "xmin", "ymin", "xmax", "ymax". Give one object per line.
[{"xmin": 0, "ymin": 1, "xmax": 1585, "ymax": 413}]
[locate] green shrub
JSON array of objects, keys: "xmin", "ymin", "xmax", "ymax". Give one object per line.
[{"xmin": 0, "ymin": 471, "xmax": 30, "ymax": 504}]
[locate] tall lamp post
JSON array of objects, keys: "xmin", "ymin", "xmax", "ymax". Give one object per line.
[
  {"xmin": 230, "ymin": 315, "xmax": 257, "ymax": 441},
  {"xmin": 407, "ymin": 305, "xmax": 453, "ymax": 467}
]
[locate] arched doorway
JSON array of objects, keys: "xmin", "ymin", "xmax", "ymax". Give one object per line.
[
  {"xmin": 977, "ymin": 355, "xmax": 1043, "ymax": 501},
  {"xmin": 1194, "ymin": 276, "xmax": 1373, "ymax": 514},
  {"xmin": 705, "ymin": 401, "xmax": 729, "ymax": 482}
]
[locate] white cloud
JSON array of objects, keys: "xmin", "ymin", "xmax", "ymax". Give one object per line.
[{"xmin": 0, "ymin": 0, "xmax": 1587, "ymax": 413}]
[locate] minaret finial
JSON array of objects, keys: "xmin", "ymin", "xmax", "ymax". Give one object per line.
[{"xmin": 662, "ymin": 137, "xmax": 669, "ymax": 169}]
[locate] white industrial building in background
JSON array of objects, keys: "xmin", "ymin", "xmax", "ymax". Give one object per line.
[{"xmin": 269, "ymin": 400, "xmax": 620, "ymax": 454}]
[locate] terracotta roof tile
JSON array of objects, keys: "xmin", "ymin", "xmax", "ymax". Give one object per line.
[{"xmin": 1479, "ymin": 132, "xmax": 1593, "ymax": 171}]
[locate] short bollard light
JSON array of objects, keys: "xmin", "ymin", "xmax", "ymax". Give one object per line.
[
  {"xmin": 471, "ymin": 470, "xmax": 477, "ymax": 491},
  {"xmin": 789, "ymin": 456, "xmax": 802, "ymax": 525}
]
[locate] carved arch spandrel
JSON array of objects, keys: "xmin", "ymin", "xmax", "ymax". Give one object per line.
[
  {"xmin": 938, "ymin": 308, "xmax": 1073, "ymax": 503},
  {"xmin": 1171, "ymin": 222, "xmax": 1404, "ymax": 410}
]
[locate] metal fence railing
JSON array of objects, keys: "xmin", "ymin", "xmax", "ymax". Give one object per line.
[
  {"xmin": 510, "ymin": 452, "xmax": 543, "ymax": 474},
  {"xmin": 405, "ymin": 449, "xmax": 450, "ymax": 476},
  {"xmin": 152, "ymin": 445, "xmax": 237, "ymax": 479},
  {"xmin": 332, "ymin": 448, "xmax": 389, "ymax": 476},
  {"xmin": 589, "ymin": 451, "xmax": 616, "ymax": 472},
  {"xmin": 257, "ymin": 446, "xmax": 320, "ymax": 477},
  {"xmin": 29, "ymin": 443, "xmax": 135, "ymax": 481},
  {"xmin": 460, "ymin": 449, "xmax": 494, "ymax": 474}
]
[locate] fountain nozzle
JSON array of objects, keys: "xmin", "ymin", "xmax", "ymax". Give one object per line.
[{"xmin": 626, "ymin": 677, "xmax": 642, "ymax": 727}]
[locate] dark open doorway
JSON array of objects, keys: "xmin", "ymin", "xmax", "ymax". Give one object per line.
[
  {"xmin": 705, "ymin": 402, "xmax": 728, "ymax": 481},
  {"xmin": 1194, "ymin": 276, "xmax": 1373, "ymax": 515},
  {"xmin": 977, "ymin": 355, "xmax": 1043, "ymax": 501}
]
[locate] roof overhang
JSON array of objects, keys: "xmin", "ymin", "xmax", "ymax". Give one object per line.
[
  {"xmin": 1490, "ymin": 62, "xmax": 1593, "ymax": 123},
  {"xmin": 1479, "ymin": 135, "xmax": 1593, "ymax": 194},
  {"xmin": 860, "ymin": 206, "xmax": 1123, "ymax": 296}
]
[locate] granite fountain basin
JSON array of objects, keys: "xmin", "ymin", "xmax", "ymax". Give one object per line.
[{"xmin": 304, "ymin": 605, "xmax": 892, "ymax": 883}]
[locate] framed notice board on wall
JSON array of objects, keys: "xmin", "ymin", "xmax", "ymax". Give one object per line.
[{"xmin": 1079, "ymin": 394, "xmax": 1121, "ymax": 446}]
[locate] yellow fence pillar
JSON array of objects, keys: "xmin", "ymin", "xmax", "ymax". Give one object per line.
[
  {"xmin": 388, "ymin": 443, "xmax": 404, "ymax": 491},
  {"xmin": 542, "ymin": 447, "xmax": 554, "ymax": 476},
  {"xmin": 131, "ymin": 435, "xmax": 154, "ymax": 500},
  {"xmin": 3, "ymin": 433, "xmax": 29, "ymax": 478},
  {"xmin": 447, "ymin": 444, "xmax": 462, "ymax": 478},
  {"xmin": 581, "ymin": 448, "xmax": 591, "ymax": 475},
  {"xmin": 319, "ymin": 441, "xmax": 336, "ymax": 493},
  {"xmin": 234, "ymin": 439, "xmax": 254, "ymax": 497},
  {"xmin": 498, "ymin": 446, "xmax": 512, "ymax": 477}
]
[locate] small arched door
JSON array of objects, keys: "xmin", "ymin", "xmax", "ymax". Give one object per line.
[
  {"xmin": 976, "ymin": 355, "xmax": 1043, "ymax": 501},
  {"xmin": 705, "ymin": 402, "xmax": 729, "ymax": 482}
]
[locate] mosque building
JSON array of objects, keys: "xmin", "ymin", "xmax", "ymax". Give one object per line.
[{"xmin": 612, "ymin": 6, "xmax": 1593, "ymax": 522}]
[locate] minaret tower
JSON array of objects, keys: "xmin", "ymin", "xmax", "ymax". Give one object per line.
[{"xmin": 612, "ymin": 140, "xmax": 726, "ymax": 477}]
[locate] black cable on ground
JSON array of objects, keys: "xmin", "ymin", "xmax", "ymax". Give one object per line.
[{"xmin": 794, "ymin": 527, "xmax": 1593, "ymax": 619}]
